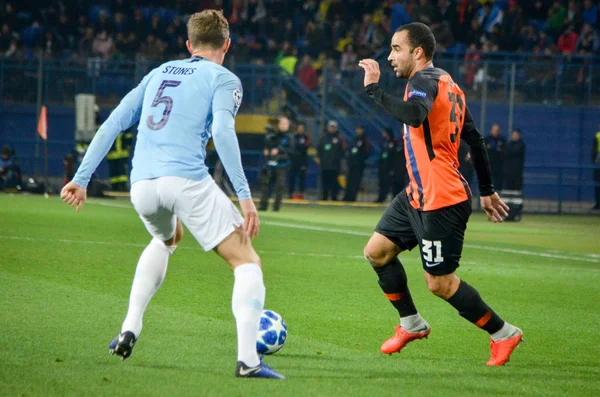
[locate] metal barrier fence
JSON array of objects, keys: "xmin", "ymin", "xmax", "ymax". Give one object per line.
[
  {"xmin": 0, "ymin": 54, "xmax": 598, "ymax": 213},
  {"xmin": 3, "ymin": 52, "xmax": 600, "ymax": 106}
]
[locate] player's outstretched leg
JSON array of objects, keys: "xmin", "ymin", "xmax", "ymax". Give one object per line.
[
  {"xmin": 364, "ymin": 233, "xmax": 431, "ymax": 355},
  {"xmin": 215, "ymin": 228, "xmax": 285, "ymax": 379},
  {"xmin": 110, "ymin": 221, "xmax": 183, "ymax": 360},
  {"xmin": 426, "ymin": 273, "xmax": 523, "ymax": 366}
]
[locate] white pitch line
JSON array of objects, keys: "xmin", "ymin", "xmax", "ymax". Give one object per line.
[
  {"xmin": 0, "ymin": 235, "xmax": 364, "ymax": 260},
  {"xmin": 4, "ymin": 234, "xmax": 598, "ymax": 272},
  {"xmin": 85, "ymin": 201, "xmax": 600, "ymax": 264},
  {"xmin": 261, "ymin": 221, "xmax": 600, "ymax": 264},
  {"xmin": 262, "ymin": 221, "xmax": 371, "ymax": 237},
  {"xmin": 463, "ymin": 244, "xmax": 600, "ymax": 264}
]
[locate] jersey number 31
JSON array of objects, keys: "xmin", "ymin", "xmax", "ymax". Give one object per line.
[{"xmin": 147, "ymin": 80, "xmax": 181, "ymax": 131}]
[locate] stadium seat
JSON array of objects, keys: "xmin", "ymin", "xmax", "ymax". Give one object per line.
[
  {"xmin": 88, "ymin": 5, "xmax": 111, "ymax": 23},
  {"xmin": 141, "ymin": 7, "xmax": 154, "ymax": 21}
]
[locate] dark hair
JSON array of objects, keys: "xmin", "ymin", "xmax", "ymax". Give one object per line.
[
  {"xmin": 396, "ymin": 22, "xmax": 436, "ymax": 60},
  {"xmin": 1, "ymin": 144, "xmax": 12, "ymax": 156},
  {"xmin": 383, "ymin": 127, "xmax": 394, "ymax": 137}
]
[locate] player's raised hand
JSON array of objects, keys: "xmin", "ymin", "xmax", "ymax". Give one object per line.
[
  {"xmin": 60, "ymin": 181, "xmax": 87, "ymax": 212},
  {"xmin": 239, "ymin": 198, "xmax": 260, "ymax": 239},
  {"xmin": 358, "ymin": 59, "xmax": 381, "ymax": 86},
  {"xmin": 480, "ymin": 193, "xmax": 510, "ymax": 223}
]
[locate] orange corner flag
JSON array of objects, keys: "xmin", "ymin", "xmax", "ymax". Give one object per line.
[{"xmin": 37, "ymin": 105, "xmax": 48, "ymax": 141}]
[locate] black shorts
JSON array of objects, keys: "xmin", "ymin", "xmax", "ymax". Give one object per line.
[{"xmin": 374, "ymin": 190, "xmax": 471, "ymax": 275}]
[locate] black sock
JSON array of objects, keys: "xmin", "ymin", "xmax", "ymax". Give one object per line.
[
  {"xmin": 446, "ymin": 280, "xmax": 504, "ymax": 334},
  {"xmin": 373, "ymin": 258, "xmax": 418, "ymax": 318}
]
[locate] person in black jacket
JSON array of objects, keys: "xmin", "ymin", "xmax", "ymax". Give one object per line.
[
  {"xmin": 317, "ymin": 120, "xmax": 346, "ymax": 201},
  {"xmin": 503, "ymin": 128, "xmax": 526, "ymax": 191},
  {"xmin": 376, "ymin": 128, "xmax": 396, "ymax": 202},
  {"xmin": 0, "ymin": 144, "xmax": 22, "ymax": 191},
  {"xmin": 259, "ymin": 117, "xmax": 293, "ymax": 211},
  {"xmin": 391, "ymin": 133, "xmax": 408, "ymax": 197},
  {"xmin": 485, "ymin": 123, "xmax": 506, "ymax": 191},
  {"xmin": 343, "ymin": 124, "xmax": 371, "ymax": 202},
  {"xmin": 594, "ymin": 128, "xmax": 600, "ymax": 210},
  {"xmin": 288, "ymin": 121, "xmax": 312, "ymax": 200}
]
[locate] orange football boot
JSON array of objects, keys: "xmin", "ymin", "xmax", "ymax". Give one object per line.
[
  {"xmin": 486, "ymin": 329, "xmax": 523, "ymax": 366},
  {"xmin": 381, "ymin": 325, "xmax": 431, "ymax": 355}
]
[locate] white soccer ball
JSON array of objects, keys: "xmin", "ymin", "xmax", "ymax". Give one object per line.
[{"xmin": 256, "ymin": 310, "xmax": 287, "ymax": 355}]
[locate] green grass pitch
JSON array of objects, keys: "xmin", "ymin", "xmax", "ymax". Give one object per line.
[{"xmin": 1, "ymin": 194, "xmax": 599, "ymax": 396}]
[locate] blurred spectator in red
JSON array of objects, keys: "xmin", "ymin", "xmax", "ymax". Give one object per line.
[
  {"xmin": 557, "ymin": 24, "xmax": 579, "ymax": 55},
  {"xmin": 298, "ymin": 54, "xmax": 317, "ymax": 91}
]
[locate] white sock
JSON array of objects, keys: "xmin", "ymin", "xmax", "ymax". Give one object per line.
[
  {"xmin": 491, "ymin": 322, "xmax": 520, "ymax": 341},
  {"xmin": 121, "ymin": 238, "xmax": 172, "ymax": 338},
  {"xmin": 401, "ymin": 314, "xmax": 429, "ymax": 333},
  {"xmin": 232, "ymin": 264, "xmax": 265, "ymax": 368}
]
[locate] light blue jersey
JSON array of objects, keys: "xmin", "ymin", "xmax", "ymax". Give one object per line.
[{"xmin": 72, "ymin": 56, "xmax": 251, "ymax": 199}]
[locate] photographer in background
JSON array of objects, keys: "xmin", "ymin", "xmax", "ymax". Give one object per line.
[
  {"xmin": 376, "ymin": 128, "xmax": 396, "ymax": 203},
  {"xmin": 0, "ymin": 144, "xmax": 22, "ymax": 191},
  {"xmin": 593, "ymin": 127, "xmax": 600, "ymax": 210},
  {"xmin": 288, "ymin": 121, "xmax": 311, "ymax": 200},
  {"xmin": 504, "ymin": 128, "xmax": 526, "ymax": 191},
  {"xmin": 259, "ymin": 116, "xmax": 293, "ymax": 212},
  {"xmin": 317, "ymin": 120, "xmax": 346, "ymax": 201},
  {"xmin": 343, "ymin": 124, "xmax": 370, "ymax": 202}
]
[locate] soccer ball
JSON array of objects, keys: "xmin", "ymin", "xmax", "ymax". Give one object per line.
[{"xmin": 256, "ymin": 310, "xmax": 287, "ymax": 355}]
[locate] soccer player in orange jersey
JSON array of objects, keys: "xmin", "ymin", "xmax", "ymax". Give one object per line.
[{"xmin": 359, "ymin": 23, "xmax": 523, "ymax": 366}]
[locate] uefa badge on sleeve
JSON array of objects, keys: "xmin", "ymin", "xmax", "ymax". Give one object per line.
[{"xmin": 233, "ymin": 88, "xmax": 242, "ymax": 110}]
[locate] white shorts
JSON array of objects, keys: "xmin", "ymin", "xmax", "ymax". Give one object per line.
[{"xmin": 130, "ymin": 176, "xmax": 244, "ymax": 251}]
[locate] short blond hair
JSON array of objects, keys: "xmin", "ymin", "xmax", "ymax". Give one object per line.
[{"xmin": 187, "ymin": 10, "xmax": 229, "ymax": 49}]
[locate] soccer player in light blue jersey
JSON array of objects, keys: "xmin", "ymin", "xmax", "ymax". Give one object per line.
[{"xmin": 60, "ymin": 10, "xmax": 284, "ymax": 379}]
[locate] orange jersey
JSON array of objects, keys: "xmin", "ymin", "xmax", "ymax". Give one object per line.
[{"xmin": 403, "ymin": 67, "xmax": 471, "ymax": 211}]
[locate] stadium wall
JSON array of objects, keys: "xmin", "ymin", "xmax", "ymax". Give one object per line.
[{"xmin": 0, "ymin": 104, "xmax": 596, "ymax": 202}]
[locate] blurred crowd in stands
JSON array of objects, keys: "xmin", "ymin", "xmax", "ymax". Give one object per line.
[{"xmin": 2, "ymin": 0, "xmax": 600, "ymax": 70}]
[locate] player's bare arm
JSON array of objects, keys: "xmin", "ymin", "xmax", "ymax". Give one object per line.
[{"xmin": 461, "ymin": 107, "xmax": 509, "ymax": 222}]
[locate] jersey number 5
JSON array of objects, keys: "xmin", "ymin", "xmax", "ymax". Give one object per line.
[
  {"xmin": 447, "ymin": 92, "xmax": 464, "ymax": 143},
  {"xmin": 147, "ymin": 80, "xmax": 181, "ymax": 131}
]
